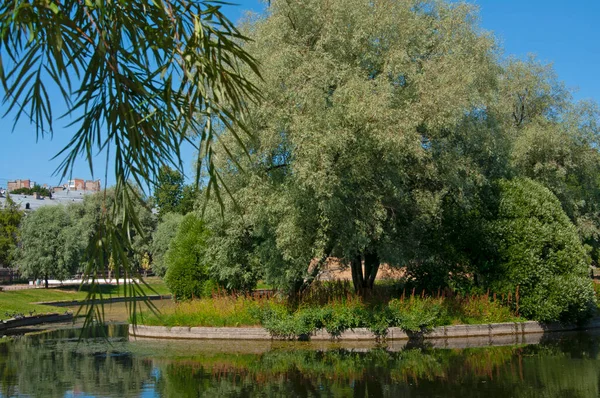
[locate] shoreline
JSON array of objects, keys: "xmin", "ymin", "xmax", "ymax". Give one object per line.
[{"xmin": 129, "ymin": 317, "xmax": 600, "ymax": 342}]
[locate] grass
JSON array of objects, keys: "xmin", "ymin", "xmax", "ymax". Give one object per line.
[
  {"xmin": 0, "ymin": 277, "xmax": 169, "ymax": 317},
  {"xmin": 143, "ymin": 282, "xmax": 524, "ymax": 338},
  {"xmin": 142, "ymin": 295, "xmax": 262, "ymax": 327}
]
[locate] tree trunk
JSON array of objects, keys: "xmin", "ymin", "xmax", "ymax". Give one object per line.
[
  {"xmin": 350, "ymin": 251, "xmax": 380, "ymax": 295},
  {"xmin": 364, "ymin": 251, "xmax": 380, "ymax": 290},
  {"xmin": 44, "ymin": 275, "xmax": 48, "ymax": 289},
  {"xmin": 350, "ymin": 255, "xmax": 363, "ymax": 294}
]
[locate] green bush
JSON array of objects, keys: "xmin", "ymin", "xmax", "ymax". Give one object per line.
[
  {"xmin": 256, "ymin": 298, "xmax": 445, "ymax": 339},
  {"xmin": 164, "ymin": 214, "xmax": 212, "ymax": 300},
  {"xmin": 388, "ymin": 298, "xmax": 443, "ymax": 333},
  {"xmin": 489, "ymin": 178, "xmax": 596, "ymax": 323}
]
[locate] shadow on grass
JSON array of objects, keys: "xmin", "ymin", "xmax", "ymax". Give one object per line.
[{"xmin": 53, "ymin": 284, "xmax": 124, "ymax": 295}]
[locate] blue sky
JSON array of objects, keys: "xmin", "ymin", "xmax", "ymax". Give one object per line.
[{"xmin": 0, "ymin": 0, "xmax": 598, "ymax": 188}]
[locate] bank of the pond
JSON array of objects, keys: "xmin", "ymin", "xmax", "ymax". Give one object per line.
[{"xmin": 129, "ymin": 317, "xmax": 600, "ymax": 341}]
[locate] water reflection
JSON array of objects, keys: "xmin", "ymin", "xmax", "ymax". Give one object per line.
[{"xmin": 1, "ymin": 327, "xmax": 600, "ymax": 397}]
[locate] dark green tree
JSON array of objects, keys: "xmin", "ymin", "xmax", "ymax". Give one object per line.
[
  {"xmin": 164, "ymin": 214, "xmax": 211, "ymax": 300},
  {"xmin": 155, "ymin": 166, "xmax": 185, "ymax": 217},
  {"xmin": 487, "ymin": 178, "xmax": 596, "ymax": 323},
  {"xmin": 11, "ymin": 185, "xmax": 53, "ymax": 198},
  {"xmin": 70, "ymin": 189, "xmax": 157, "ymax": 276},
  {"xmin": 0, "ymin": 195, "xmax": 23, "ymax": 268}
]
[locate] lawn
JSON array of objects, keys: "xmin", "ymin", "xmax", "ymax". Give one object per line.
[{"xmin": 0, "ymin": 277, "xmax": 169, "ymax": 317}]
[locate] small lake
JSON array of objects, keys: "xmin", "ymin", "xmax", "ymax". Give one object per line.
[{"xmin": 2, "ymin": 326, "xmax": 600, "ymax": 397}]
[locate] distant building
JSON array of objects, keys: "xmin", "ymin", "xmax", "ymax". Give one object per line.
[
  {"xmin": 85, "ymin": 180, "xmax": 101, "ymax": 191},
  {"xmin": 7, "ymin": 179, "xmax": 33, "ymax": 192},
  {"xmin": 67, "ymin": 178, "xmax": 101, "ymax": 192},
  {"xmin": 68, "ymin": 178, "xmax": 84, "ymax": 190}
]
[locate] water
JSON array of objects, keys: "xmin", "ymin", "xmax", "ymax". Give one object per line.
[{"xmin": 2, "ymin": 326, "xmax": 600, "ymax": 397}]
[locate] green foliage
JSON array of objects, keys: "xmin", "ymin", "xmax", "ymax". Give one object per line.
[
  {"xmin": 0, "ymin": 195, "xmax": 23, "ymax": 267},
  {"xmin": 489, "ymin": 178, "xmax": 597, "ymax": 323},
  {"xmin": 150, "ymin": 213, "xmax": 184, "ymax": 277},
  {"xmin": 71, "ymin": 189, "xmax": 156, "ymax": 274},
  {"xmin": 11, "ymin": 185, "xmax": 52, "ymax": 198},
  {"xmin": 164, "ymin": 214, "xmax": 211, "ymax": 300},
  {"xmin": 203, "ymin": 213, "xmax": 261, "ymax": 293},
  {"xmin": 16, "ymin": 205, "xmax": 81, "ymax": 285},
  {"xmin": 251, "ymin": 292, "xmax": 521, "ymax": 339},
  {"xmin": 388, "ymin": 298, "xmax": 442, "ymax": 333},
  {"xmin": 0, "ymin": 1, "xmax": 259, "ymax": 187},
  {"xmin": 155, "ymin": 166, "xmax": 184, "ymax": 216},
  {"xmin": 154, "ymin": 166, "xmax": 197, "ymax": 217},
  {"xmin": 206, "ymin": 0, "xmax": 501, "ymax": 293},
  {"xmin": 178, "ymin": 185, "xmax": 198, "ymax": 215},
  {"xmin": 195, "ymin": 1, "xmax": 600, "ymax": 307},
  {"xmin": 510, "ymin": 98, "xmax": 600, "ymax": 263}
]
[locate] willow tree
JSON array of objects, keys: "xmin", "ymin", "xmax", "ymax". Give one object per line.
[
  {"xmin": 0, "ymin": 1, "xmax": 259, "ymax": 322},
  {"xmin": 205, "ymin": 0, "xmax": 500, "ymax": 293},
  {"xmin": 17, "ymin": 205, "xmax": 81, "ymax": 288}
]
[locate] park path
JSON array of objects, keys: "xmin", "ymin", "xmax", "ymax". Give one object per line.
[{"xmin": 1, "ymin": 278, "xmax": 137, "ymax": 291}]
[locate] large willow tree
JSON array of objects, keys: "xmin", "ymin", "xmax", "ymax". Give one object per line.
[
  {"xmin": 205, "ymin": 0, "xmax": 503, "ymax": 293},
  {"xmin": 0, "ymin": 1, "xmax": 259, "ymax": 323},
  {"xmin": 206, "ymin": 0, "xmax": 600, "ymax": 297}
]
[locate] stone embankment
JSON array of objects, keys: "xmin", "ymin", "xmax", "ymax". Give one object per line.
[
  {"xmin": 0, "ymin": 313, "xmax": 73, "ymax": 331},
  {"xmin": 129, "ymin": 318, "xmax": 600, "ymax": 342}
]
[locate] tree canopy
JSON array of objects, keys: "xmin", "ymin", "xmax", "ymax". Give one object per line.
[
  {"xmin": 16, "ymin": 205, "xmax": 81, "ymax": 287},
  {"xmin": 154, "ymin": 166, "xmax": 197, "ymax": 217},
  {"xmin": 11, "ymin": 185, "xmax": 53, "ymax": 198},
  {"xmin": 151, "ymin": 212, "xmax": 184, "ymax": 277},
  {"xmin": 206, "ymin": 0, "xmax": 500, "ymax": 292}
]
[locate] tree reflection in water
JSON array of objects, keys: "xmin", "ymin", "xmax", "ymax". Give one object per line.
[{"xmin": 1, "ymin": 328, "xmax": 599, "ymax": 397}]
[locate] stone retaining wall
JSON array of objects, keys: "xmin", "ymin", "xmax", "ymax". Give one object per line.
[
  {"xmin": 129, "ymin": 318, "xmax": 600, "ymax": 341},
  {"xmin": 0, "ymin": 313, "xmax": 73, "ymax": 331}
]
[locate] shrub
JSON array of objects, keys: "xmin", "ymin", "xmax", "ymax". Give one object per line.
[
  {"xmin": 388, "ymin": 298, "xmax": 443, "ymax": 333},
  {"xmin": 488, "ymin": 178, "xmax": 596, "ymax": 323},
  {"xmin": 454, "ymin": 295, "xmax": 517, "ymax": 324},
  {"xmin": 253, "ymin": 301, "xmax": 299, "ymax": 338},
  {"xmin": 164, "ymin": 214, "xmax": 212, "ymax": 300}
]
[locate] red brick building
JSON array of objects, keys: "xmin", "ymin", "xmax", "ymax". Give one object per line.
[{"xmin": 67, "ymin": 178, "xmax": 101, "ymax": 191}]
